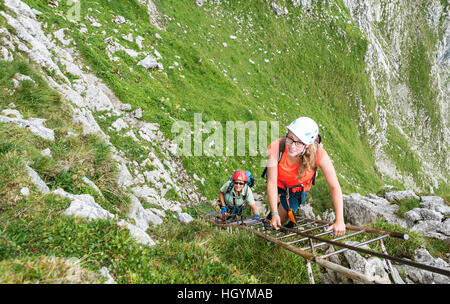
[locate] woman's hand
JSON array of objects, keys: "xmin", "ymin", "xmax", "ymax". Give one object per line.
[
  {"xmin": 325, "ymin": 220, "xmax": 346, "ymax": 236},
  {"xmin": 270, "ymin": 214, "xmax": 282, "ymax": 230}
]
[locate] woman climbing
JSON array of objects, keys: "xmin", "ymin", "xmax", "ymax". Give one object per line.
[
  {"xmin": 218, "ymin": 170, "xmax": 260, "ymax": 220},
  {"xmin": 266, "ymin": 117, "xmax": 346, "ymax": 236}
]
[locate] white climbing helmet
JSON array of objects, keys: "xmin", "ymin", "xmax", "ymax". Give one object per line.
[{"xmin": 286, "ymin": 117, "xmax": 319, "ymax": 145}]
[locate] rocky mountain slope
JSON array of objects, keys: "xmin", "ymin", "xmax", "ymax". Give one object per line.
[
  {"xmin": 343, "ymin": 0, "xmax": 449, "ymax": 192},
  {"xmin": 0, "ymin": 0, "xmax": 448, "ymax": 284},
  {"xmin": 1, "ymin": 0, "xmax": 206, "ymax": 242}
]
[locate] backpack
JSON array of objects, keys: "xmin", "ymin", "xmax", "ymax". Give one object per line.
[
  {"xmin": 261, "ymin": 134, "xmax": 322, "ymax": 186},
  {"xmin": 244, "ymin": 170, "xmax": 255, "ymax": 188}
]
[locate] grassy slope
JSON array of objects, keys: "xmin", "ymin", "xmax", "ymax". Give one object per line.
[
  {"xmin": 157, "ymin": 0, "xmax": 385, "ymax": 197},
  {"xmin": 22, "ymin": 0, "xmax": 386, "ymax": 205},
  {"xmin": 0, "ymin": 59, "xmax": 262, "ymax": 284},
  {"xmin": 1, "ymin": 0, "xmax": 448, "ymax": 283}
]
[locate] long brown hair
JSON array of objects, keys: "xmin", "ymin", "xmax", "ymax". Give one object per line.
[{"xmin": 296, "ymin": 143, "xmax": 317, "ymax": 180}]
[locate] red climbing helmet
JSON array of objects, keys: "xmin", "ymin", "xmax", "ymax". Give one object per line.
[{"xmin": 232, "ymin": 170, "xmax": 247, "ymax": 182}]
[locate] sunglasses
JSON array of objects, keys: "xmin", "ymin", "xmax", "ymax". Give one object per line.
[{"xmin": 234, "ymin": 181, "xmax": 246, "ymax": 186}]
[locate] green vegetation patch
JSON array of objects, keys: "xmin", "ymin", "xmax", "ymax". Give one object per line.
[
  {"xmin": 153, "ymin": 217, "xmax": 321, "ymax": 284},
  {"xmin": 394, "ymin": 197, "xmax": 421, "ymax": 218},
  {"xmin": 0, "ymin": 256, "xmax": 104, "ymax": 284},
  {"xmin": 0, "ymin": 60, "xmax": 127, "ymax": 217},
  {"xmin": 368, "ymin": 219, "xmax": 449, "ymax": 261},
  {"xmin": 383, "ymin": 123, "xmax": 425, "ymax": 187}
]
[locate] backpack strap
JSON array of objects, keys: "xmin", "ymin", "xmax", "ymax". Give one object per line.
[
  {"xmin": 278, "ymin": 136, "xmax": 287, "ymax": 162},
  {"xmin": 240, "ymin": 185, "xmax": 249, "ymax": 214},
  {"xmin": 261, "ymin": 136, "xmax": 286, "ymax": 179},
  {"xmin": 310, "ymin": 134, "xmax": 321, "ymax": 185},
  {"xmin": 242, "ymin": 184, "xmax": 249, "ymax": 201},
  {"xmin": 225, "ymin": 181, "xmax": 234, "ymax": 195},
  {"xmin": 224, "ymin": 181, "xmax": 234, "ymax": 206}
]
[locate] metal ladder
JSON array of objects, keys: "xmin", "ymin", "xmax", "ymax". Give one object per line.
[{"xmin": 203, "ymin": 213, "xmax": 450, "ymax": 284}]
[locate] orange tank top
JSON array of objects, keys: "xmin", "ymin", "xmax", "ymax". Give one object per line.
[{"xmin": 268, "ymin": 138, "xmax": 325, "ymax": 192}]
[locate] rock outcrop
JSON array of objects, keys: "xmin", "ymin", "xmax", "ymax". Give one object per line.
[
  {"xmin": 343, "ymin": 0, "xmax": 449, "ymax": 192},
  {"xmin": 305, "ymin": 189, "xmax": 449, "ymax": 284},
  {"xmin": 1, "ymin": 0, "xmax": 206, "ymax": 251}
]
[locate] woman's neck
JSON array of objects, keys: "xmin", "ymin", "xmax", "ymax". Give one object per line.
[{"xmin": 286, "ymin": 153, "xmax": 301, "ymax": 165}]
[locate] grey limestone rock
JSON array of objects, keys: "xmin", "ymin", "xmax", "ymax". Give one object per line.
[
  {"xmin": 53, "ymin": 28, "xmax": 72, "ymax": 46},
  {"xmin": 71, "ymin": 106, "xmax": 105, "ymax": 136},
  {"xmin": 437, "ymin": 219, "xmax": 450, "ymax": 237},
  {"xmin": 404, "ymin": 209, "xmax": 422, "ymax": 228},
  {"xmin": 195, "ymin": 0, "xmax": 207, "ymax": 7},
  {"xmin": 111, "ymin": 117, "xmax": 129, "ymax": 132},
  {"xmin": 271, "ymin": 2, "xmax": 288, "ymax": 16},
  {"xmin": 142, "ymin": 0, "xmax": 166, "ymax": 31},
  {"xmin": 404, "ymin": 207, "xmax": 448, "ymax": 241},
  {"xmin": 145, "ymin": 209, "xmax": 164, "ymax": 226},
  {"xmin": 177, "ymin": 212, "xmax": 194, "ymax": 225},
  {"xmin": 99, "ymin": 267, "xmax": 116, "ymax": 284},
  {"xmin": 127, "ymin": 194, "xmax": 163, "ymax": 230},
  {"xmin": 117, "ymin": 219, "xmax": 156, "ymax": 246},
  {"xmin": 20, "ymin": 187, "xmax": 30, "ymax": 196},
  {"xmin": 1, "ymin": 110, "xmax": 55, "ymax": 141},
  {"xmin": 404, "ymin": 208, "xmax": 443, "ymax": 227},
  {"xmin": 120, "ymin": 103, "xmax": 132, "ymax": 111},
  {"xmin": 41, "ymin": 148, "xmax": 52, "ymax": 157},
  {"xmin": 320, "ymin": 246, "xmax": 351, "ymax": 284},
  {"xmin": 137, "ymin": 55, "xmax": 163, "ymax": 70},
  {"xmin": 26, "ymin": 165, "xmax": 50, "ymax": 194},
  {"xmin": 420, "ymin": 196, "xmax": 450, "ymax": 216},
  {"xmin": 385, "ymin": 190, "xmax": 420, "ymax": 202},
  {"xmin": 298, "ymin": 202, "xmax": 315, "ymax": 219},
  {"xmin": 343, "ymin": 193, "xmax": 405, "ymax": 227},
  {"xmin": 12, "ymin": 73, "xmax": 36, "ymax": 87},
  {"xmin": 342, "ymin": 242, "xmax": 391, "ymax": 284},
  {"xmin": 321, "ymin": 209, "xmax": 336, "ymax": 223},
  {"xmin": 113, "ymin": 156, "xmax": 134, "ymax": 189},
  {"xmin": 1, "ymin": 45, "xmax": 13, "ymax": 61},
  {"xmin": 292, "ymin": 0, "xmax": 311, "ymax": 9},
  {"xmin": 55, "ymin": 188, "xmax": 115, "ymax": 220},
  {"xmin": 343, "ymin": 193, "xmax": 378, "ymax": 225},
  {"xmin": 404, "ymin": 248, "xmax": 450, "ymax": 284}
]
